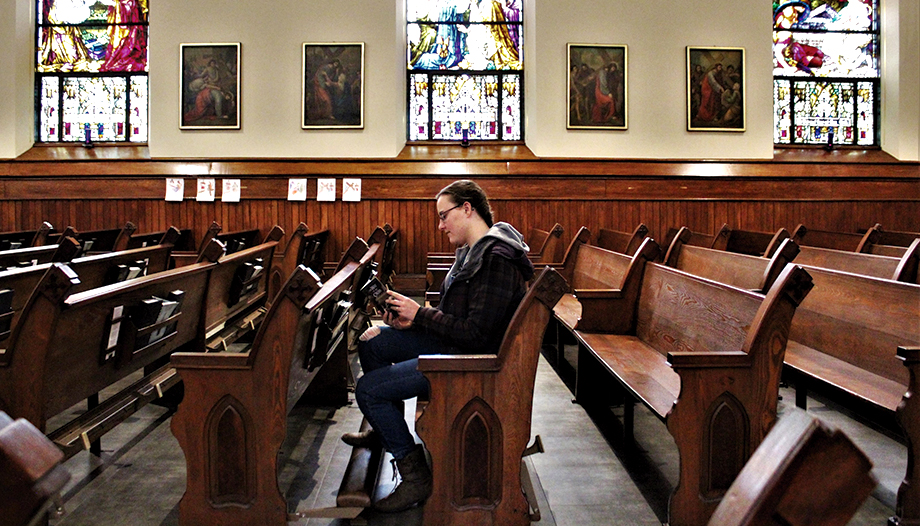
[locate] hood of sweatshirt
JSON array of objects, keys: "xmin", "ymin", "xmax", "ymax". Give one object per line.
[{"xmin": 444, "ymin": 222, "xmax": 535, "ymax": 288}]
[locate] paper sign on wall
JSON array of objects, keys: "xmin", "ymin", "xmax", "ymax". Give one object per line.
[
  {"xmin": 222, "ymin": 179, "xmax": 241, "ymax": 202},
  {"xmin": 165, "ymin": 178, "xmax": 185, "ymax": 202},
  {"xmin": 317, "ymin": 179, "xmax": 336, "ymax": 202},
  {"xmin": 196, "ymin": 178, "xmax": 216, "ymax": 202},
  {"xmin": 288, "ymin": 179, "xmax": 307, "ymax": 201},
  {"xmin": 343, "ymin": 178, "xmax": 362, "ymax": 202}
]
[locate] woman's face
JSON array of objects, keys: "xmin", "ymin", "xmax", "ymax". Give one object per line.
[{"xmin": 436, "ymin": 195, "xmax": 468, "ymax": 246}]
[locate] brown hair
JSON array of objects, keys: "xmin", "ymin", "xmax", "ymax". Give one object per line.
[{"xmin": 437, "ymin": 180, "xmax": 494, "ymax": 227}]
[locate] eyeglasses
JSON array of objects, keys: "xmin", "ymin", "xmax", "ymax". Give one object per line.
[{"xmin": 437, "ymin": 204, "xmax": 462, "ymax": 222}]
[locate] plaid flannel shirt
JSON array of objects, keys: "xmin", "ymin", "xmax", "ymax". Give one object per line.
[{"xmin": 413, "ymin": 243, "xmax": 532, "ymax": 354}]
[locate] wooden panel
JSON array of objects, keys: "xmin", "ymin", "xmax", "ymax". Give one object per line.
[{"xmin": 0, "ymin": 157, "xmax": 917, "ymax": 275}]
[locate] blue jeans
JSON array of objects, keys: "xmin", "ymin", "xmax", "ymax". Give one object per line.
[{"xmin": 354, "ymin": 327, "xmax": 442, "ymax": 459}]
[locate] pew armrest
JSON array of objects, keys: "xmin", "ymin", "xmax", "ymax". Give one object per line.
[
  {"xmin": 572, "ymin": 289, "xmax": 632, "ymax": 333},
  {"xmin": 417, "ymin": 354, "xmax": 502, "ymax": 372}
]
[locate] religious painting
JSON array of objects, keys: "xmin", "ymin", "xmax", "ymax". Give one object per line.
[
  {"xmin": 179, "ymin": 43, "xmax": 241, "ymax": 130},
  {"xmin": 567, "ymin": 44, "xmax": 627, "ymax": 130},
  {"xmin": 302, "ymin": 43, "xmax": 364, "ymax": 129},
  {"xmin": 687, "ymin": 46, "xmax": 745, "ymax": 132}
]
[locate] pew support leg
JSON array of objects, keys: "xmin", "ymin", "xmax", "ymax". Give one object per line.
[{"xmin": 87, "ymin": 393, "xmax": 101, "ymax": 456}]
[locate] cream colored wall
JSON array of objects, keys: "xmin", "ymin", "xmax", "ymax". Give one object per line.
[
  {"xmin": 149, "ymin": 0, "xmax": 407, "ymax": 158},
  {"xmin": 0, "ymin": 0, "xmax": 35, "ymax": 159},
  {"xmin": 2, "ymin": 0, "xmax": 918, "ymax": 160},
  {"xmin": 525, "ymin": 0, "xmax": 775, "ymax": 159},
  {"xmin": 881, "ymin": 0, "xmax": 920, "ymax": 161}
]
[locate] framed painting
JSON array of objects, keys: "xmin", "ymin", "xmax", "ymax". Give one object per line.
[
  {"xmin": 302, "ymin": 43, "xmax": 364, "ymax": 129},
  {"xmin": 687, "ymin": 46, "xmax": 745, "ymax": 132},
  {"xmin": 179, "ymin": 43, "xmax": 241, "ymax": 130},
  {"xmin": 567, "ymin": 44, "xmax": 627, "ymax": 130}
]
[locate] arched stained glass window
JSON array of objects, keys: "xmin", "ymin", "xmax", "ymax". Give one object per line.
[
  {"xmin": 772, "ymin": 0, "xmax": 879, "ymax": 146},
  {"xmin": 35, "ymin": 0, "xmax": 149, "ymax": 143},
  {"xmin": 407, "ymin": 0, "xmax": 523, "ymax": 142}
]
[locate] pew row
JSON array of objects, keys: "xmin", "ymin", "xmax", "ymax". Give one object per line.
[
  {"xmin": 0, "ymin": 248, "xmax": 222, "ymax": 459},
  {"xmin": 663, "ymin": 226, "xmax": 801, "ymax": 293},
  {"xmin": 0, "ymin": 222, "xmax": 53, "ymax": 250},
  {"xmin": 0, "ymin": 236, "xmax": 80, "ymax": 271},
  {"xmin": 0, "ymin": 231, "xmax": 281, "ymax": 461},
  {"xmin": 791, "ymin": 223, "xmax": 880, "ymax": 253},
  {"xmin": 707, "ymin": 409, "xmax": 876, "ymax": 526},
  {"xmin": 0, "ymin": 239, "xmax": 178, "ymax": 354},
  {"xmin": 170, "ymin": 235, "xmax": 382, "ymax": 525},
  {"xmin": 781, "ymin": 266, "xmax": 920, "ymax": 526},
  {"xmin": 568, "ymin": 262, "xmax": 813, "ymax": 526}
]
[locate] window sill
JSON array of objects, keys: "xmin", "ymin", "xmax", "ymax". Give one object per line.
[{"xmin": 16, "ymin": 144, "xmax": 150, "ymax": 162}]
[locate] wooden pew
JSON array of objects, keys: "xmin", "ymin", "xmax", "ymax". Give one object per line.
[
  {"xmin": 595, "ymin": 223, "xmax": 649, "ymax": 256},
  {"xmin": 874, "ymin": 227, "xmax": 920, "ymax": 248},
  {"xmin": 707, "ymin": 409, "xmax": 876, "ymax": 526},
  {"xmin": 791, "ymin": 223, "xmax": 880, "ymax": 253},
  {"xmin": 0, "ymin": 237, "xmax": 80, "ymax": 271},
  {"xmin": 0, "ymin": 241, "xmax": 177, "ymax": 354},
  {"xmin": 792, "ymin": 239, "xmax": 920, "ymax": 284},
  {"xmin": 411, "ymin": 267, "xmax": 567, "ymax": 526},
  {"xmin": 568, "ymin": 262, "xmax": 813, "ymax": 526},
  {"xmin": 332, "ymin": 267, "xmax": 568, "ymax": 525},
  {"xmin": 200, "ymin": 226, "xmax": 284, "ymax": 352},
  {"xmin": 45, "ymin": 222, "xmax": 137, "ymax": 255},
  {"xmin": 662, "ymin": 225, "xmax": 723, "ymax": 253},
  {"xmin": 780, "ymin": 265, "xmax": 920, "ymax": 526},
  {"xmin": 267, "ymin": 223, "xmax": 330, "ymax": 304},
  {"xmin": 0, "ymin": 222, "xmax": 53, "ymax": 250},
  {"xmin": 712, "ymin": 225, "xmax": 791, "ymax": 258},
  {"xmin": 0, "ymin": 241, "xmax": 225, "ymax": 460},
  {"xmin": 170, "ymin": 235, "xmax": 382, "ymax": 526},
  {"xmin": 127, "ymin": 227, "xmax": 195, "ymax": 251},
  {"xmin": 663, "ymin": 226, "xmax": 801, "ymax": 293},
  {"xmin": 551, "ymin": 227, "xmax": 660, "ymax": 335},
  {"xmin": 0, "ymin": 411, "xmax": 70, "ymax": 526}
]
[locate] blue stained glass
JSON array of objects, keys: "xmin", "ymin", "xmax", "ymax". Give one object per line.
[{"xmin": 407, "ymin": 0, "xmax": 522, "ymax": 71}]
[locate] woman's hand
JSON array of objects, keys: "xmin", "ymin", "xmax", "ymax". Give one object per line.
[{"xmin": 382, "ymin": 290, "xmax": 419, "ymax": 330}]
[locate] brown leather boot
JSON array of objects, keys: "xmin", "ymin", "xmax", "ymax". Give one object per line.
[
  {"xmin": 341, "ymin": 428, "xmax": 381, "ymax": 449},
  {"xmin": 374, "ymin": 445, "xmax": 432, "ymax": 512}
]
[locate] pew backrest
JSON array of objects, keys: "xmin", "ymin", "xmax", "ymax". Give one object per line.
[
  {"xmin": 794, "ymin": 240, "xmax": 919, "ymax": 284},
  {"xmin": 595, "ymin": 224, "xmax": 649, "ymax": 256},
  {"xmin": 789, "ymin": 265, "xmax": 920, "ymax": 390},
  {"xmin": 792, "ymin": 223, "xmax": 880, "ymax": 253},
  {"xmin": 0, "ymin": 258, "xmax": 218, "ymax": 430},
  {"xmin": 0, "ymin": 243, "xmax": 177, "ymax": 353},
  {"xmin": 665, "ymin": 228, "xmax": 800, "ymax": 293}
]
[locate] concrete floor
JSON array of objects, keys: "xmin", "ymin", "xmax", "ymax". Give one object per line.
[{"xmin": 45, "ymin": 344, "xmax": 904, "ymax": 526}]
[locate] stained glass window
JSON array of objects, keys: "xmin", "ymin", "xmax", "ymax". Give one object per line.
[
  {"xmin": 35, "ymin": 0, "xmax": 149, "ymax": 143},
  {"xmin": 407, "ymin": 0, "xmax": 523, "ymax": 142},
  {"xmin": 772, "ymin": 0, "xmax": 879, "ymax": 146}
]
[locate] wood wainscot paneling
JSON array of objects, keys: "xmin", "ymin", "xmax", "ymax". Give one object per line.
[{"xmin": 1, "ymin": 148, "xmax": 918, "ymax": 275}]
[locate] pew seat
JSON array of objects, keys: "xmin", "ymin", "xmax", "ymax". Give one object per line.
[{"xmin": 170, "ymin": 234, "xmax": 383, "ymax": 525}]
